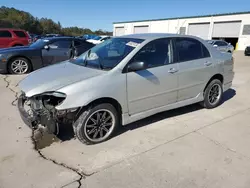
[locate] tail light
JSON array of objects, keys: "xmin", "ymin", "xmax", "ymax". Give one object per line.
[{"xmin": 28, "ymin": 38, "xmax": 32, "ymax": 43}]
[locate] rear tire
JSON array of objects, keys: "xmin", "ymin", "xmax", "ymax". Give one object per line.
[
  {"xmin": 8, "ymin": 57, "xmax": 32, "ymax": 74},
  {"xmin": 73, "ymin": 103, "xmax": 119, "ymax": 144},
  {"xmin": 200, "ymin": 79, "xmax": 223, "ymax": 109}
]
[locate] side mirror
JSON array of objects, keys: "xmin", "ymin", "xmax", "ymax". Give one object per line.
[
  {"xmin": 44, "ymin": 45, "xmax": 49, "ymax": 50},
  {"xmin": 213, "ymin": 44, "xmax": 218, "ymax": 47},
  {"xmin": 127, "ymin": 61, "xmax": 146, "ymax": 72}
]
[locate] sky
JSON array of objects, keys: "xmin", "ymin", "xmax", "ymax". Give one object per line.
[{"xmin": 1, "ymin": 0, "xmax": 249, "ymax": 31}]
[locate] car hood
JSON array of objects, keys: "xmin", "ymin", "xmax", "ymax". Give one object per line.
[
  {"xmin": 0, "ymin": 46, "xmax": 33, "ymax": 53},
  {"xmin": 18, "ymin": 61, "xmax": 104, "ymax": 97}
]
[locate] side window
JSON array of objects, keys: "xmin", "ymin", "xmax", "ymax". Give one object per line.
[
  {"xmin": 0, "ymin": 30, "xmax": 12, "ymax": 38},
  {"xmin": 49, "ymin": 40, "xmax": 71, "ymax": 49},
  {"xmin": 132, "ymin": 38, "xmax": 172, "ymax": 68},
  {"xmin": 175, "ymin": 38, "xmax": 203, "ymax": 62},
  {"xmin": 202, "ymin": 45, "xmax": 210, "ymax": 58},
  {"xmin": 13, "ymin": 31, "xmax": 26, "ymax": 38},
  {"xmin": 74, "ymin": 40, "xmax": 82, "ymax": 46}
]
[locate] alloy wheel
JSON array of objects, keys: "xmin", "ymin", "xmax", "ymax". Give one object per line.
[
  {"xmin": 208, "ymin": 83, "xmax": 222, "ymax": 105},
  {"xmin": 11, "ymin": 59, "xmax": 29, "ymax": 74},
  {"xmin": 84, "ymin": 109, "xmax": 115, "ymax": 142}
]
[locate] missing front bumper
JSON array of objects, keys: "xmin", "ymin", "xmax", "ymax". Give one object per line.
[
  {"xmin": 17, "ymin": 94, "xmax": 80, "ymax": 134},
  {"xmin": 18, "ymin": 94, "xmax": 38, "ymax": 129},
  {"xmin": 18, "ymin": 94, "xmax": 58, "ymax": 134}
]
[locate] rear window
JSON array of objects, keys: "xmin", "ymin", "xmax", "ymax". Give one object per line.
[
  {"xmin": 175, "ymin": 38, "xmax": 203, "ymax": 62},
  {"xmin": 13, "ymin": 31, "xmax": 27, "ymax": 38},
  {"xmin": 0, "ymin": 30, "xmax": 12, "ymax": 38}
]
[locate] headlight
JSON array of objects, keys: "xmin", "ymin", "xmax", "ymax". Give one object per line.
[
  {"xmin": 37, "ymin": 92, "xmax": 67, "ymax": 108},
  {"xmin": 43, "ymin": 92, "xmax": 66, "ymax": 98}
]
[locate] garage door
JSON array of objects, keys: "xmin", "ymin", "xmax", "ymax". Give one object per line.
[
  {"xmin": 134, "ymin": 26, "xmax": 149, "ymax": 34},
  {"xmin": 212, "ymin": 21, "xmax": 241, "ymax": 38},
  {"xmin": 115, "ymin": 27, "xmax": 125, "ymax": 36},
  {"xmin": 188, "ymin": 23, "xmax": 210, "ymax": 39}
]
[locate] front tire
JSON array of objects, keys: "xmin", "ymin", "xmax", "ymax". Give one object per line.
[
  {"xmin": 8, "ymin": 57, "xmax": 32, "ymax": 74},
  {"xmin": 73, "ymin": 103, "xmax": 119, "ymax": 144},
  {"xmin": 200, "ymin": 79, "xmax": 223, "ymax": 109}
]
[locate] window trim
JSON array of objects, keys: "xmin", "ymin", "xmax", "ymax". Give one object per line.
[
  {"xmin": 122, "ymin": 38, "xmax": 175, "ymax": 73},
  {"xmin": 173, "ymin": 37, "xmax": 210, "ymax": 63}
]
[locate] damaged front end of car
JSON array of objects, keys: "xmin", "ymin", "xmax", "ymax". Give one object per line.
[{"xmin": 18, "ymin": 91, "xmax": 80, "ymax": 134}]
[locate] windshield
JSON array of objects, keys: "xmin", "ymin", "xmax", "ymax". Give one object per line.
[
  {"xmin": 71, "ymin": 37, "xmax": 144, "ymax": 70},
  {"xmin": 93, "ymin": 36, "xmax": 102, "ymax": 40},
  {"xmin": 30, "ymin": 39, "xmax": 49, "ymax": 48}
]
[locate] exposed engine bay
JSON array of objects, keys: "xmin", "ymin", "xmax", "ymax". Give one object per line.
[{"xmin": 18, "ymin": 92, "xmax": 80, "ymax": 134}]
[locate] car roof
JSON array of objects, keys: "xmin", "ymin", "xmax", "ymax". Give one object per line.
[
  {"xmin": 118, "ymin": 33, "xmax": 196, "ymax": 40},
  {"xmin": 43, "ymin": 36, "xmax": 74, "ymax": 40},
  {"xmin": 0, "ymin": 28, "xmax": 26, "ymax": 32}
]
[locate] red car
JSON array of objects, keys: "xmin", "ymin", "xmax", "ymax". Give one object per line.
[{"xmin": 0, "ymin": 28, "xmax": 31, "ymax": 48}]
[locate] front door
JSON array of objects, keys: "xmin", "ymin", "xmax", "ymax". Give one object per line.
[
  {"xmin": 126, "ymin": 38, "xmax": 178, "ymax": 115},
  {"xmin": 42, "ymin": 40, "xmax": 72, "ymax": 66}
]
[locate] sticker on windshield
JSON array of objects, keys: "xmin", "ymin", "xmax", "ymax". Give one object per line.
[
  {"xmin": 43, "ymin": 39, "xmax": 50, "ymax": 42},
  {"xmin": 126, "ymin": 41, "xmax": 139, "ymax": 48}
]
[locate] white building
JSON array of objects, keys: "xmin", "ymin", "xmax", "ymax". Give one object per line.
[{"xmin": 113, "ymin": 12, "xmax": 250, "ymax": 50}]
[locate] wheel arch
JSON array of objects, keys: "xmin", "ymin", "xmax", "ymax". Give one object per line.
[
  {"xmin": 204, "ymin": 74, "xmax": 224, "ymax": 92},
  {"xmin": 84, "ymin": 97, "xmax": 123, "ymax": 124},
  {"xmin": 12, "ymin": 44, "xmax": 23, "ymax": 47}
]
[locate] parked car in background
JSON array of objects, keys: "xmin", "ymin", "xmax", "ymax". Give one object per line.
[
  {"xmin": 80, "ymin": 34, "xmax": 98, "ymax": 40},
  {"xmin": 87, "ymin": 35, "xmax": 111, "ymax": 44},
  {"xmin": 0, "ymin": 28, "xmax": 31, "ymax": 48},
  {"xmin": 29, "ymin": 34, "xmax": 42, "ymax": 43},
  {"xmin": 206, "ymin": 40, "xmax": 234, "ymax": 53},
  {"xmin": 45, "ymin": 34, "xmax": 61, "ymax": 37},
  {"xmin": 0, "ymin": 37, "xmax": 94, "ymax": 74},
  {"xmin": 17, "ymin": 34, "xmax": 234, "ymax": 144},
  {"xmin": 245, "ymin": 46, "xmax": 250, "ymax": 56}
]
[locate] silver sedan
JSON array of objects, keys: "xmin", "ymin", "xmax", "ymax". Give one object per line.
[
  {"xmin": 206, "ymin": 40, "xmax": 234, "ymax": 53},
  {"xmin": 17, "ymin": 33, "xmax": 234, "ymax": 144}
]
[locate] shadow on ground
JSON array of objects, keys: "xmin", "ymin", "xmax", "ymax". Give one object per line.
[{"xmin": 36, "ymin": 88, "xmax": 236, "ymax": 148}]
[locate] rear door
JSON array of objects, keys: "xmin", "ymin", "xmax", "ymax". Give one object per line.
[
  {"xmin": 0, "ymin": 30, "xmax": 13, "ymax": 48},
  {"xmin": 42, "ymin": 39, "xmax": 72, "ymax": 65},
  {"xmin": 174, "ymin": 37, "xmax": 215, "ymax": 101},
  {"xmin": 12, "ymin": 30, "xmax": 29, "ymax": 45}
]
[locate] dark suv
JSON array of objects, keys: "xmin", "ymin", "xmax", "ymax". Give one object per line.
[{"xmin": 0, "ymin": 28, "xmax": 31, "ymax": 48}]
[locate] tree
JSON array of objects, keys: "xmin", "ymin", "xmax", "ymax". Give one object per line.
[{"xmin": 0, "ymin": 6, "xmax": 112, "ymax": 36}]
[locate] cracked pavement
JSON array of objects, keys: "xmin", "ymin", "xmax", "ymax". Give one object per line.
[{"xmin": 1, "ymin": 52, "xmax": 250, "ymax": 188}]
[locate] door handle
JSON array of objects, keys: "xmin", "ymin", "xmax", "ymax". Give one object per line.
[
  {"xmin": 168, "ymin": 68, "xmax": 178, "ymax": 73},
  {"xmin": 204, "ymin": 61, "xmax": 212, "ymax": 66}
]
